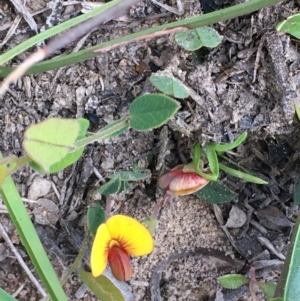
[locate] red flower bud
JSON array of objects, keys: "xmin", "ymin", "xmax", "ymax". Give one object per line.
[
  {"xmin": 158, "ymin": 163, "xmax": 209, "ymax": 195},
  {"xmin": 108, "ymin": 245, "xmax": 132, "ymax": 281}
]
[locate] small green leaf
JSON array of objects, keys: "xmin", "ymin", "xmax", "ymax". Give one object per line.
[
  {"xmin": 267, "ymin": 298, "xmax": 283, "ymax": 301},
  {"xmin": 29, "ymin": 118, "xmax": 89, "ymax": 173},
  {"xmin": 0, "ymin": 288, "xmax": 18, "ymax": 301},
  {"xmin": 24, "ymin": 118, "xmax": 80, "ymax": 172},
  {"xmin": 206, "ymin": 144, "xmax": 219, "ymax": 178},
  {"xmin": 195, "ymin": 27, "xmax": 223, "ymax": 47},
  {"xmin": 193, "ymin": 143, "xmax": 218, "ymax": 181},
  {"xmin": 149, "ymin": 74, "xmax": 189, "ymax": 99},
  {"xmin": 129, "ymin": 94, "xmax": 179, "ymax": 131},
  {"xmin": 175, "ymin": 26, "xmax": 222, "ymax": 51},
  {"xmin": 211, "ymin": 132, "xmax": 248, "ymax": 153},
  {"xmin": 87, "ymin": 205, "xmax": 106, "ymax": 237},
  {"xmin": 276, "ymin": 13, "xmax": 300, "ymax": 39},
  {"xmin": 258, "ymin": 282, "xmax": 276, "ymax": 299},
  {"xmin": 219, "ymin": 163, "xmax": 267, "ymax": 184},
  {"xmin": 108, "ymin": 171, "xmax": 151, "ymax": 181},
  {"xmin": 97, "ymin": 176, "xmax": 122, "ymax": 195},
  {"xmin": 79, "ymin": 268, "xmax": 133, "ymax": 301},
  {"xmin": 284, "ymin": 210, "xmax": 300, "ymax": 300},
  {"xmin": 218, "ymin": 274, "xmax": 249, "ymax": 289},
  {"xmin": 195, "ymin": 181, "xmax": 236, "ymax": 204}
]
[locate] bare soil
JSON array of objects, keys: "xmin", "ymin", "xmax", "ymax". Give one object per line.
[{"xmin": 0, "ymin": 0, "xmax": 299, "ymax": 300}]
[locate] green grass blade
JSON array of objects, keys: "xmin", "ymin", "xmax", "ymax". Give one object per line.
[
  {"xmin": 219, "ymin": 163, "xmax": 267, "ymax": 184},
  {"xmin": 0, "ymin": 0, "xmax": 282, "ymax": 77},
  {"xmin": 210, "ymin": 132, "xmax": 247, "ymax": 153},
  {"xmin": 0, "ymin": 289, "xmax": 18, "ymax": 301},
  {"xmin": 0, "ymin": 154, "xmax": 67, "ymax": 301},
  {"xmin": 0, "ymin": 0, "xmax": 122, "ymax": 66}
]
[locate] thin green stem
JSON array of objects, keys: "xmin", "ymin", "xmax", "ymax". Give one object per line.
[
  {"xmin": 74, "ymin": 117, "xmax": 130, "ymax": 148},
  {"xmin": 0, "ymin": 0, "xmax": 283, "ymax": 77}
]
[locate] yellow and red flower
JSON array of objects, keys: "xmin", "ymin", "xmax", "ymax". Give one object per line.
[
  {"xmin": 91, "ymin": 214, "xmax": 154, "ymax": 281},
  {"xmin": 158, "ymin": 163, "xmax": 210, "ymax": 195}
]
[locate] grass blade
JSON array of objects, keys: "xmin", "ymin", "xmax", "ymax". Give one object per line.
[
  {"xmin": 0, "ymin": 154, "xmax": 67, "ymax": 301},
  {"xmin": 0, "ymin": 0, "xmax": 122, "ymax": 66},
  {"xmin": 0, "ymin": 0, "xmax": 282, "ymax": 77}
]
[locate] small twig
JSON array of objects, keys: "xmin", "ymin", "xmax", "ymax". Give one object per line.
[
  {"xmin": 150, "ymin": 0, "xmax": 184, "ymax": 15},
  {"xmin": 12, "ymin": 282, "xmax": 26, "ymax": 298},
  {"xmin": 0, "ymin": 222, "xmax": 47, "ymax": 297},
  {"xmin": 9, "ymin": 0, "xmax": 38, "ymax": 32},
  {"xmin": 257, "ymin": 236, "xmax": 286, "ymax": 260},
  {"xmin": 0, "ymin": 15, "xmax": 22, "ymax": 49},
  {"xmin": 252, "ymin": 34, "xmax": 265, "ymax": 83}
]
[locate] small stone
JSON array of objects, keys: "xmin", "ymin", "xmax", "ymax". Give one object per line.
[{"xmin": 28, "ymin": 177, "xmax": 51, "ymax": 200}]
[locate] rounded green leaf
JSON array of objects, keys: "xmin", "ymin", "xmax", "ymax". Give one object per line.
[
  {"xmin": 195, "ymin": 27, "xmax": 223, "ymax": 47},
  {"xmin": 24, "ymin": 118, "xmax": 80, "ymax": 172},
  {"xmin": 129, "ymin": 94, "xmax": 179, "ymax": 131},
  {"xmin": 150, "ymin": 74, "xmax": 189, "ymax": 99},
  {"xmin": 29, "ymin": 118, "xmax": 89, "ymax": 173},
  {"xmin": 195, "ymin": 181, "xmax": 236, "ymax": 204},
  {"xmin": 175, "ymin": 26, "xmax": 222, "ymax": 51},
  {"xmin": 175, "ymin": 29, "xmax": 202, "ymax": 51},
  {"xmin": 87, "ymin": 204, "xmax": 106, "ymax": 237},
  {"xmin": 97, "ymin": 176, "xmax": 122, "ymax": 195},
  {"xmin": 218, "ymin": 274, "xmax": 249, "ymax": 289},
  {"xmin": 277, "ymin": 13, "xmax": 300, "ymax": 39},
  {"xmin": 258, "ymin": 282, "xmax": 276, "ymax": 299}
]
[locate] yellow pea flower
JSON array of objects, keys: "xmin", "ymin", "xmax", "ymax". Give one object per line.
[
  {"xmin": 91, "ymin": 214, "xmax": 154, "ymax": 281},
  {"xmin": 158, "ymin": 163, "xmax": 210, "ymax": 195}
]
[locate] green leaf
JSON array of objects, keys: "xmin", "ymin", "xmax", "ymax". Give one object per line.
[
  {"xmin": 258, "ymin": 282, "xmax": 276, "ymax": 299},
  {"xmin": 129, "ymin": 94, "xmax": 179, "ymax": 131},
  {"xmin": 149, "ymin": 74, "xmax": 189, "ymax": 99},
  {"xmin": 210, "ymin": 132, "xmax": 248, "ymax": 153},
  {"xmin": 218, "ymin": 274, "xmax": 249, "ymax": 289},
  {"xmin": 206, "ymin": 144, "xmax": 219, "ymax": 178},
  {"xmin": 175, "ymin": 26, "xmax": 222, "ymax": 51},
  {"xmin": 195, "ymin": 181, "xmax": 237, "ymax": 204},
  {"xmin": 97, "ymin": 176, "xmax": 122, "ymax": 195},
  {"xmin": 29, "ymin": 118, "xmax": 89, "ymax": 173},
  {"xmin": 195, "ymin": 27, "xmax": 223, "ymax": 47},
  {"xmin": 276, "ymin": 13, "xmax": 300, "ymax": 39},
  {"xmin": 0, "ymin": 288, "xmax": 18, "ymax": 301},
  {"xmin": 219, "ymin": 163, "xmax": 267, "ymax": 184},
  {"xmin": 108, "ymin": 171, "xmax": 151, "ymax": 181},
  {"xmin": 87, "ymin": 205, "xmax": 106, "ymax": 237},
  {"xmin": 24, "ymin": 118, "xmax": 80, "ymax": 172},
  {"xmin": 284, "ymin": 210, "xmax": 300, "ymax": 300},
  {"xmin": 0, "ymin": 153, "xmax": 68, "ymax": 301},
  {"xmin": 79, "ymin": 268, "xmax": 133, "ymax": 301},
  {"xmin": 192, "ymin": 143, "xmax": 218, "ymax": 181},
  {"xmin": 267, "ymin": 298, "xmax": 283, "ymax": 301}
]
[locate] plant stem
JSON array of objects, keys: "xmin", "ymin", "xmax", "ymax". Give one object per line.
[
  {"xmin": 74, "ymin": 117, "xmax": 130, "ymax": 148},
  {"xmin": 0, "ymin": 0, "xmax": 283, "ymax": 77}
]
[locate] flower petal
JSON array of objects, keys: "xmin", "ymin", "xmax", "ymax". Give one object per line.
[
  {"xmin": 106, "ymin": 215, "xmax": 154, "ymax": 256},
  {"xmin": 169, "ymin": 172, "xmax": 209, "ymax": 195},
  {"xmin": 108, "ymin": 246, "xmax": 132, "ymax": 281},
  {"xmin": 91, "ymin": 223, "xmax": 111, "ymax": 277}
]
